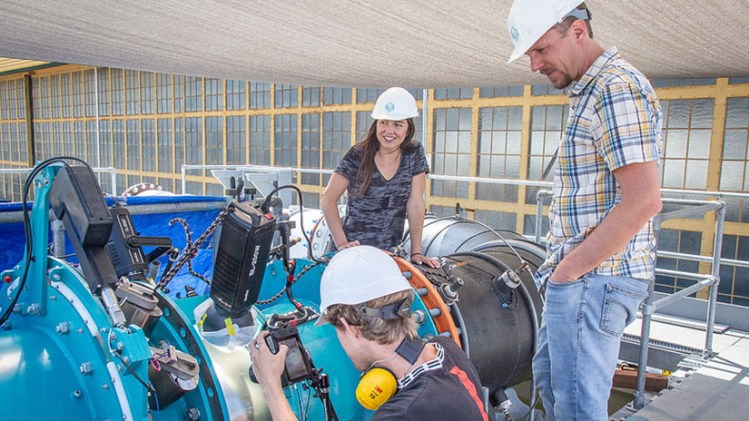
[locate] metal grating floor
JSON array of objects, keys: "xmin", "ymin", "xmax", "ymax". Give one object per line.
[{"xmin": 618, "ymin": 318, "xmax": 749, "ymax": 420}]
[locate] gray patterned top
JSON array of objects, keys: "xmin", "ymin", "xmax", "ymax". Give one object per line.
[{"xmin": 335, "ymin": 142, "xmax": 429, "ymax": 249}]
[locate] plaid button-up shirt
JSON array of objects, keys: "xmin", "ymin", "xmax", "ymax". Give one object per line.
[{"xmin": 537, "ymin": 47, "xmax": 663, "ymax": 282}]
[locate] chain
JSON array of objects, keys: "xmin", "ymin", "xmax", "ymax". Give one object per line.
[
  {"xmin": 256, "ymin": 260, "xmax": 322, "ymax": 305},
  {"xmin": 157, "ymin": 206, "xmax": 233, "ymax": 290}
]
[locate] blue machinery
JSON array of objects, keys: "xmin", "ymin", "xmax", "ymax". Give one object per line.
[{"xmin": 0, "ymin": 160, "xmax": 545, "ymax": 420}]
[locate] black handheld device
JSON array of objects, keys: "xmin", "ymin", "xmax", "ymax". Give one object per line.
[{"xmin": 265, "ymin": 325, "xmax": 313, "ymax": 384}]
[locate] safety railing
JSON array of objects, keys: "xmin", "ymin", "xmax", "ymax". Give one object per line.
[
  {"xmin": 534, "ymin": 189, "xmax": 728, "ymax": 410},
  {"xmin": 180, "ymin": 164, "xmax": 334, "ymax": 195},
  {"xmin": 0, "ymin": 166, "xmax": 118, "ymax": 197}
]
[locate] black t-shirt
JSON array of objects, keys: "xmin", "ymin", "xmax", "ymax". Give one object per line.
[
  {"xmin": 335, "ymin": 142, "xmax": 429, "ymax": 249},
  {"xmin": 371, "ymin": 337, "xmax": 488, "ymax": 421}
]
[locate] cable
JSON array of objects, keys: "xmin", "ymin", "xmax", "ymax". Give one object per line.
[
  {"xmin": 259, "ymin": 184, "xmax": 325, "ymax": 263},
  {"xmin": 105, "ymin": 327, "xmax": 155, "ymax": 393},
  {"xmin": 0, "ymin": 156, "xmax": 89, "ymax": 328}
]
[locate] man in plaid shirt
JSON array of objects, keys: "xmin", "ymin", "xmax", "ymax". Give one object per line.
[{"xmin": 507, "ymin": 1, "xmax": 663, "ymax": 420}]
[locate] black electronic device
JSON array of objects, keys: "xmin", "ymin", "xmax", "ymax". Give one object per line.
[
  {"xmin": 266, "ymin": 324, "xmax": 314, "ymax": 384},
  {"xmin": 48, "ymin": 165, "xmax": 118, "ymax": 291},
  {"xmin": 210, "ymin": 200, "xmax": 276, "ymax": 317},
  {"xmin": 107, "ymin": 205, "xmax": 172, "ymax": 281}
]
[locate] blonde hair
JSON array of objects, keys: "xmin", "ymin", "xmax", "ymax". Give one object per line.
[{"xmin": 326, "ymin": 290, "xmax": 418, "ymax": 345}]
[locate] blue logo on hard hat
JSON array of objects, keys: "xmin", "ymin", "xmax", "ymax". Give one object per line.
[
  {"xmin": 385, "ymin": 102, "xmax": 395, "ymax": 112},
  {"xmin": 511, "ymin": 27, "xmax": 519, "ymax": 42}
]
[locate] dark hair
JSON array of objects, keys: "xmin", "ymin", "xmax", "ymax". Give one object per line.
[
  {"xmin": 554, "ymin": 3, "xmax": 593, "ymax": 38},
  {"xmin": 353, "ymin": 118, "xmax": 416, "ymax": 195}
]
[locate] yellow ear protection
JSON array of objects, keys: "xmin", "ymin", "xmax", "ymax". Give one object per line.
[{"xmin": 355, "ymin": 335, "xmax": 426, "ymax": 410}]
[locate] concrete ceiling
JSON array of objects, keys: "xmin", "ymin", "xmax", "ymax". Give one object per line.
[{"xmin": 1, "ymin": 0, "xmax": 748, "ymax": 88}]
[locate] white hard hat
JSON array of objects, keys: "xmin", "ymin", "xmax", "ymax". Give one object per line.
[
  {"xmin": 506, "ymin": 0, "xmax": 586, "ymax": 63},
  {"xmin": 316, "ymin": 246, "xmax": 411, "ymax": 326},
  {"xmin": 371, "ymin": 87, "xmax": 419, "ymax": 121}
]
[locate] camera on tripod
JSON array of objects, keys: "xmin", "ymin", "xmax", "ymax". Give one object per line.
[{"xmin": 265, "ymin": 324, "xmax": 314, "ymax": 384}]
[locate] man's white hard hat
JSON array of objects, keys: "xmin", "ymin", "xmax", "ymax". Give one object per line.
[
  {"xmin": 506, "ymin": 0, "xmax": 587, "ymax": 63},
  {"xmin": 370, "ymin": 87, "xmax": 419, "ymax": 121},
  {"xmin": 316, "ymin": 246, "xmax": 411, "ymax": 326}
]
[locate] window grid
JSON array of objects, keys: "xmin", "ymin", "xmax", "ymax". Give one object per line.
[
  {"xmin": 127, "ymin": 120, "xmax": 140, "ymax": 171},
  {"xmin": 17, "ymin": 79, "xmax": 26, "ymax": 119},
  {"xmin": 720, "ymin": 98, "xmax": 749, "ymax": 223},
  {"xmin": 140, "ymin": 72, "xmax": 155, "ymax": 115},
  {"xmin": 0, "ymin": 124, "xmax": 8, "ymax": 160},
  {"xmin": 323, "ymin": 112, "xmax": 351, "ymax": 185},
  {"xmin": 61, "ymin": 74, "xmax": 72, "ymax": 118},
  {"xmin": 142, "ymin": 119, "xmax": 156, "ymax": 172},
  {"xmin": 12, "ymin": 123, "xmax": 21, "ymax": 161},
  {"xmin": 205, "ymin": 116, "xmax": 223, "ymax": 165},
  {"xmin": 0, "ymin": 82, "xmax": 7, "ymax": 120},
  {"xmin": 356, "ymin": 110, "xmax": 374, "ymax": 144},
  {"xmin": 157, "ymin": 118, "xmax": 173, "ymax": 173},
  {"xmin": 111, "ymin": 69, "xmax": 124, "ymax": 116},
  {"xmin": 302, "ymin": 87, "xmax": 320, "ymax": 107},
  {"xmin": 86, "ymin": 121, "xmax": 97, "ymax": 164},
  {"xmin": 250, "ymin": 82, "xmax": 270, "ymax": 109},
  {"xmin": 85, "ymin": 69, "xmax": 97, "ymax": 117},
  {"xmin": 719, "ymin": 234, "xmax": 749, "ymax": 306},
  {"xmin": 479, "ymin": 86, "xmax": 524, "ymax": 98},
  {"xmin": 527, "ymin": 105, "xmax": 568, "ymax": 204},
  {"xmin": 434, "ymin": 88, "xmax": 472, "ymax": 100},
  {"xmin": 477, "ymin": 107, "xmax": 522, "ymax": 203},
  {"xmin": 99, "ymin": 120, "xmax": 111, "ymax": 167},
  {"xmin": 185, "ymin": 77, "xmax": 202, "ymax": 112},
  {"xmin": 39, "ymin": 76, "xmax": 51, "ymax": 119},
  {"xmin": 226, "ymin": 116, "xmax": 246, "ymax": 165},
  {"xmin": 97, "ymin": 68, "xmax": 110, "ymax": 116},
  {"xmin": 174, "ymin": 75, "xmax": 185, "ymax": 113},
  {"xmin": 205, "ymin": 78, "xmax": 223, "ymax": 111},
  {"xmin": 174, "ymin": 118, "xmax": 185, "ymax": 184},
  {"xmin": 275, "ymin": 84, "xmax": 298, "ymax": 108},
  {"xmin": 10, "ymin": 81, "xmax": 18, "ymax": 119},
  {"xmin": 661, "ymin": 99, "xmax": 713, "ymax": 190},
  {"xmin": 185, "ymin": 117, "xmax": 203, "ymax": 166},
  {"xmin": 323, "ymin": 87, "xmax": 352, "ymax": 105},
  {"xmin": 226, "ymin": 80, "xmax": 246, "ymax": 110},
  {"xmin": 125, "ymin": 70, "xmax": 139, "ymax": 115},
  {"xmin": 72, "ymin": 72, "xmax": 84, "ymax": 117},
  {"xmin": 431, "ymin": 108, "xmax": 472, "ymax": 198},
  {"xmin": 157, "ymin": 73, "xmax": 172, "ymax": 114},
  {"xmin": 655, "ymin": 229, "xmax": 703, "ymax": 297},
  {"xmin": 274, "ymin": 114, "xmax": 297, "ymax": 167},
  {"xmin": 112, "ymin": 119, "xmax": 126, "ymax": 169},
  {"xmin": 73, "ymin": 121, "xmax": 84, "ymax": 159},
  {"xmin": 356, "ymin": 88, "xmax": 385, "ymax": 104},
  {"xmin": 49, "ymin": 75, "xmax": 61, "ymax": 118},
  {"xmin": 301, "ymin": 113, "xmax": 321, "ymax": 185},
  {"xmin": 56, "ymin": 122, "xmax": 66, "ymax": 156},
  {"xmin": 249, "ymin": 115, "xmax": 270, "ymax": 164}
]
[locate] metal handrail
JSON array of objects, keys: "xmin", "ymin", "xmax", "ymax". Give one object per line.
[
  {"xmin": 533, "ymin": 191, "xmax": 726, "ymax": 410},
  {"xmin": 180, "ymin": 164, "xmax": 334, "ymax": 194},
  {"xmin": 0, "ymin": 166, "xmax": 118, "ymax": 196}
]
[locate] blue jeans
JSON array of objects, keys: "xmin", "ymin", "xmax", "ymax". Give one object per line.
[{"xmin": 533, "ymin": 273, "xmax": 649, "ymax": 421}]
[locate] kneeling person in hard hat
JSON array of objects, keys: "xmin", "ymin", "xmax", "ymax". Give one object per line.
[{"xmin": 249, "ymin": 246, "xmax": 488, "ymax": 420}]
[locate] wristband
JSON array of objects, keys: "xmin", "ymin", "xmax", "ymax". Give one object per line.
[{"xmin": 410, "ymin": 252, "xmax": 423, "ymax": 258}]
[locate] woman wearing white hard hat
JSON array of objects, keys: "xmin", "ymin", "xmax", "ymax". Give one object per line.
[{"xmin": 321, "ymin": 87, "xmax": 439, "ymax": 268}]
